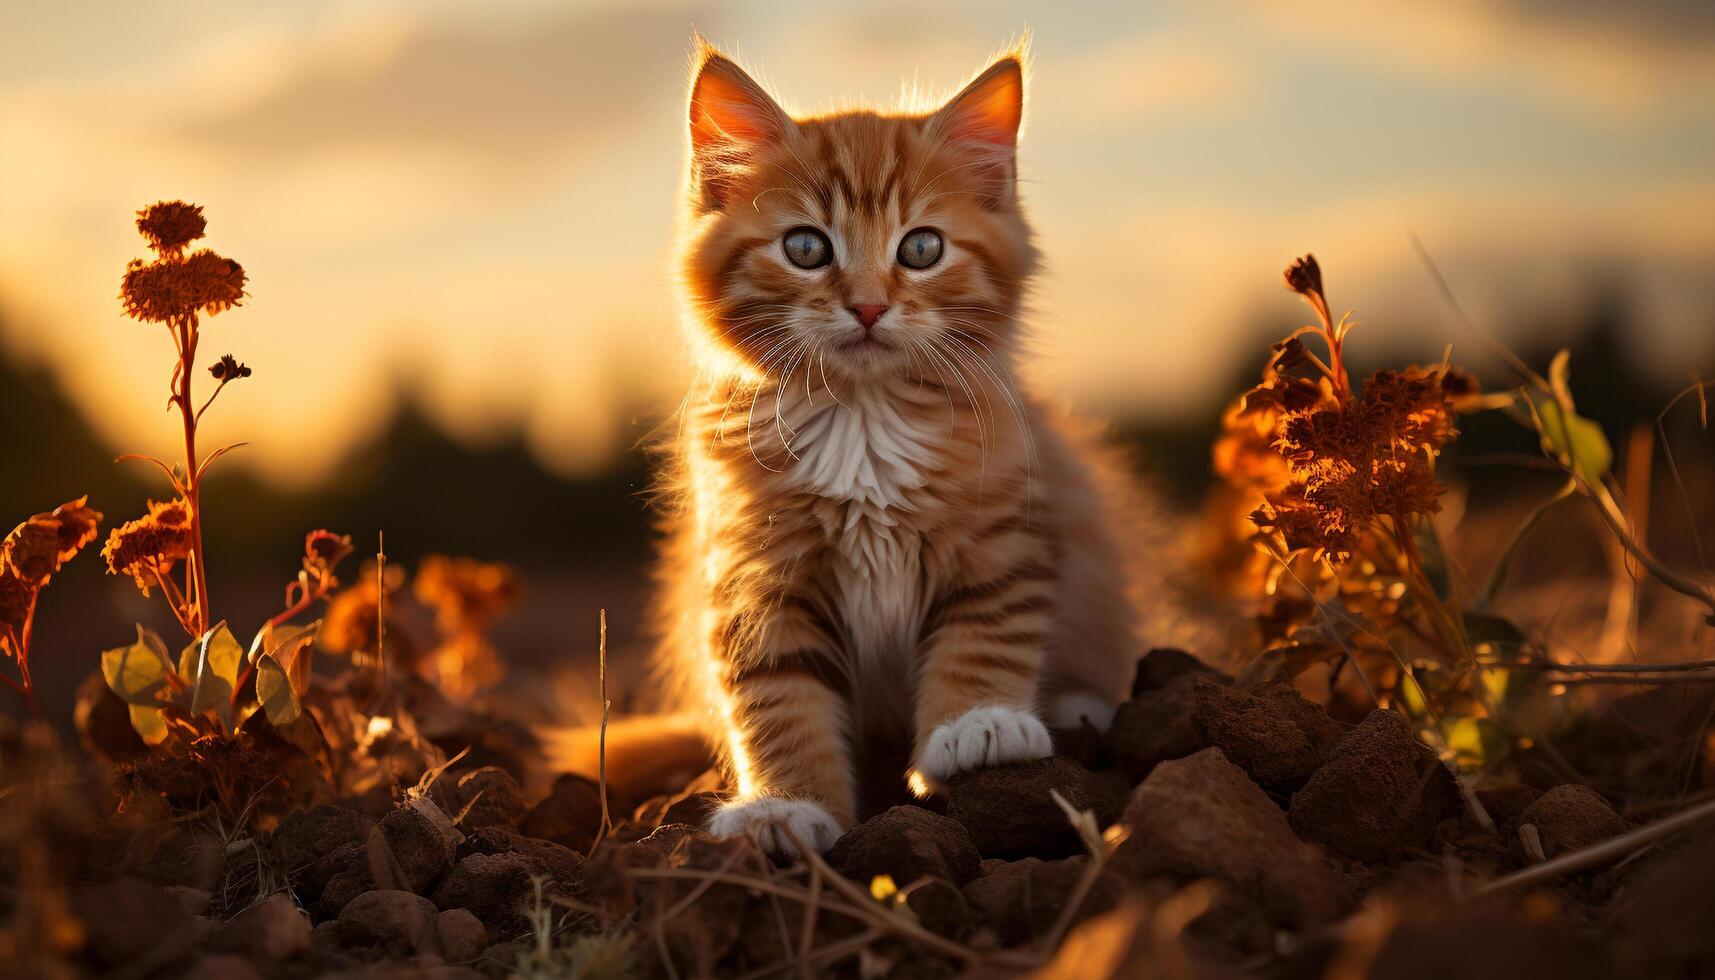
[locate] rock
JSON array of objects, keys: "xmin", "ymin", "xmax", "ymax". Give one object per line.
[
  {"xmin": 432, "ymin": 853, "xmax": 536, "ymax": 938},
  {"xmin": 320, "ymin": 864, "xmax": 373, "ymax": 919},
  {"xmin": 332, "ymin": 890, "xmax": 441, "ymax": 958},
  {"xmin": 435, "ymin": 909, "xmax": 488, "ymax": 963},
  {"xmin": 1050, "ymin": 718, "xmax": 1112, "ymax": 770},
  {"xmin": 1288, "ymin": 710, "xmax": 1461, "ymax": 864},
  {"xmin": 182, "ymin": 954, "xmax": 266, "ymax": 980},
  {"xmin": 518, "ymin": 774, "xmax": 604, "ymax": 854},
  {"xmin": 1515, "ymin": 784, "xmax": 1627, "ymax": 859},
  {"xmin": 1113, "ymin": 747, "xmax": 1344, "ymax": 928},
  {"xmin": 454, "ymin": 767, "xmax": 528, "ymax": 830},
  {"xmin": 460, "ymin": 827, "xmax": 583, "ymax": 883},
  {"xmin": 828, "ymin": 805, "xmax": 981, "ymax": 888},
  {"xmin": 945, "ymin": 757, "xmax": 1126, "ymax": 859},
  {"xmin": 72, "ymin": 877, "xmax": 193, "ymax": 967},
  {"xmin": 904, "ymin": 878, "xmax": 973, "ymax": 939},
  {"xmin": 1131, "ymin": 648, "xmax": 1227, "ymax": 697},
  {"xmin": 1108, "ymin": 676, "xmax": 1210, "ymax": 783},
  {"xmin": 270, "ymin": 805, "xmax": 376, "ymax": 885},
  {"xmin": 380, "ymin": 803, "xmax": 461, "ymax": 893},
  {"xmin": 206, "ymin": 893, "xmax": 312, "ymax": 961},
  {"xmin": 1191, "ymin": 679, "xmax": 1343, "ymax": 790},
  {"xmin": 962, "ymin": 856, "xmax": 1128, "ymax": 946}
]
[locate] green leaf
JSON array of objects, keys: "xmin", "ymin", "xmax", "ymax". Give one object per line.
[
  {"xmin": 101, "ymin": 626, "xmax": 172, "ymax": 707},
  {"xmin": 186, "ymin": 621, "xmax": 243, "ymax": 728},
  {"xmin": 255, "ymin": 654, "xmax": 300, "ymax": 725},
  {"xmin": 128, "ymin": 704, "xmax": 168, "ymax": 745},
  {"xmin": 1536, "ymin": 397, "xmax": 1613, "ymax": 485}
]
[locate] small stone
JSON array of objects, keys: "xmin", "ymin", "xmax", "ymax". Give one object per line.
[
  {"xmin": 334, "ymin": 889, "xmax": 441, "ymax": 957},
  {"xmin": 270, "ymin": 805, "xmax": 375, "ymax": 885},
  {"xmin": 828, "ymin": 805, "xmax": 981, "ymax": 888},
  {"xmin": 962, "ymin": 856, "xmax": 1127, "ymax": 946},
  {"xmin": 454, "ymin": 767, "xmax": 528, "ymax": 830},
  {"xmin": 206, "ymin": 893, "xmax": 312, "ymax": 961},
  {"xmin": 432, "ymin": 853, "xmax": 536, "ymax": 938},
  {"xmin": 435, "ymin": 909, "xmax": 489, "ymax": 963},
  {"xmin": 459, "ymin": 827, "xmax": 583, "ymax": 883},
  {"xmin": 946, "ymin": 756, "xmax": 1126, "ymax": 859},
  {"xmin": 379, "ymin": 803, "xmax": 460, "ymax": 892},
  {"xmin": 1114, "ymin": 747, "xmax": 1344, "ymax": 928},
  {"xmin": 1288, "ymin": 710, "xmax": 1461, "ymax": 864},
  {"xmin": 518, "ymin": 774, "xmax": 604, "ymax": 854},
  {"xmin": 1108, "ymin": 676, "xmax": 1210, "ymax": 782},
  {"xmin": 1516, "ymin": 784, "xmax": 1627, "ymax": 859}
]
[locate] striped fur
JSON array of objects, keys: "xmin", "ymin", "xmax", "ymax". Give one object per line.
[{"xmin": 656, "ymin": 42, "xmax": 1157, "ymax": 852}]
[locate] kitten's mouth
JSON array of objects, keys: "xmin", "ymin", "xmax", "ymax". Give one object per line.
[{"xmin": 837, "ymin": 334, "xmax": 893, "ymax": 353}]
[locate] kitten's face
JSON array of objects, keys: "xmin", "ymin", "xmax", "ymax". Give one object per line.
[{"xmin": 681, "ymin": 50, "xmax": 1036, "ymax": 383}]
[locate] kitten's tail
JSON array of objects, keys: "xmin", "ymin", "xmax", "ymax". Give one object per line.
[{"xmin": 535, "ymin": 712, "xmax": 713, "ymax": 801}]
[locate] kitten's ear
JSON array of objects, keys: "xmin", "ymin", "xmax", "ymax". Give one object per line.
[
  {"xmin": 930, "ymin": 54, "xmax": 1025, "ymax": 205},
  {"xmin": 688, "ymin": 45, "xmax": 790, "ymax": 211}
]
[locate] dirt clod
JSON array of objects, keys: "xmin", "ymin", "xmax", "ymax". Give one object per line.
[
  {"xmin": 434, "ymin": 908, "xmax": 488, "ymax": 963},
  {"xmin": 329, "ymin": 889, "xmax": 441, "ymax": 958},
  {"xmin": 205, "ymin": 892, "xmax": 312, "ymax": 962},
  {"xmin": 1516, "ymin": 784, "xmax": 1627, "ymax": 859},
  {"xmin": 946, "ymin": 756, "xmax": 1127, "ymax": 859},
  {"xmin": 518, "ymin": 773, "xmax": 604, "ymax": 854},
  {"xmin": 453, "ymin": 767, "xmax": 527, "ymax": 830},
  {"xmin": 828, "ymin": 804, "xmax": 981, "ymax": 887},
  {"xmin": 1114, "ymin": 746, "xmax": 1346, "ymax": 928},
  {"xmin": 1192, "ymin": 678, "xmax": 1344, "ymax": 790},
  {"xmin": 1288, "ymin": 709, "xmax": 1461, "ymax": 864}
]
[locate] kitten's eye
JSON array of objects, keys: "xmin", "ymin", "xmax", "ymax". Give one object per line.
[
  {"xmin": 897, "ymin": 228, "xmax": 944, "ymax": 270},
  {"xmin": 782, "ymin": 227, "xmax": 832, "ymax": 269}
]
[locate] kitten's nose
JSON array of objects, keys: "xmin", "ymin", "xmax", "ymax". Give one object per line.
[{"xmin": 848, "ymin": 304, "xmax": 889, "ymax": 329}]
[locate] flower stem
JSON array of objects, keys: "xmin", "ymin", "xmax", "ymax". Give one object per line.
[{"xmin": 175, "ymin": 313, "xmax": 212, "ymax": 636}]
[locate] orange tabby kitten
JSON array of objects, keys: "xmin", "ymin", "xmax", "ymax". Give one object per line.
[{"xmin": 658, "ymin": 42, "xmax": 1156, "ymax": 856}]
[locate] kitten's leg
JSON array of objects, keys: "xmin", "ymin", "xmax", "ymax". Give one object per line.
[
  {"xmin": 705, "ymin": 599, "xmax": 854, "ymax": 858},
  {"xmin": 910, "ymin": 527, "xmax": 1057, "ymax": 791}
]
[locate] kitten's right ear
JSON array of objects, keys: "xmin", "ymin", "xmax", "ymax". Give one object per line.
[{"xmin": 687, "ymin": 44, "xmax": 790, "ymax": 210}]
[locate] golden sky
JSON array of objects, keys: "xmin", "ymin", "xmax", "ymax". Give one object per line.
[{"xmin": 3, "ymin": 0, "xmax": 1713, "ymax": 485}]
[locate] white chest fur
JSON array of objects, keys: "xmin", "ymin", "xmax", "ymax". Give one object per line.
[{"xmin": 776, "ymin": 383, "xmax": 945, "ymax": 661}]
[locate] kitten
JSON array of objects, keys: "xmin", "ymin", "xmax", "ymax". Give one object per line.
[{"xmin": 657, "ymin": 41, "xmax": 1164, "ymax": 857}]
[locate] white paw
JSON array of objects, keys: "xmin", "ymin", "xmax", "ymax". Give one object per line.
[
  {"xmin": 1048, "ymin": 692, "xmax": 1117, "ymax": 733},
  {"xmin": 706, "ymin": 797, "xmax": 843, "ymax": 859},
  {"xmin": 913, "ymin": 705, "xmax": 1054, "ymax": 787}
]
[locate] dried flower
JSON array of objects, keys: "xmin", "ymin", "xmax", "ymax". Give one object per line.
[
  {"xmin": 0, "ymin": 571, "xmax": 32, "ymax": 654},
  {"xmin": 303, "ymin": 530, "xmax": 353, "ymax": 577},
  {"xmin": 414, "ymin": 555, "xmax": 521, "ymax": 633},
  {"xmin": 1, "ymin": 497, "xmax": 104, "ymax": 587},
  {"xmin": 209, "ymin": 354, "xmax": 252, "ymax": 381},
  {"xmin": 1251, "ymin": 366, "xmax": 1461, "ymax": 563},
  {"xmin": 102, "ymin": 499, "xmax": 193, "ymax": 595},
  {"xmin": 1283, "ymin": 254, "xmax": 1323, "ymax": 299},
  {"xmin": 136, "ymin": 201, "xmax": 207, "ymax": 256},
  {"xmin": 121, "ymin": 250, "xmax": 247, "ymax": 323}
]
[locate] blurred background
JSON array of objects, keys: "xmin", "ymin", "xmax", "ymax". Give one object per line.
[{"xmin": 2, "ymin": 0, "xmax": 1713, "ymax": 725}]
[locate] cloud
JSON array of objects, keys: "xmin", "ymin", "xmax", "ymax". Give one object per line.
[
  {"xmin": 1237, "ymin": 0, "xmax": 1715, "ymax": 118},
  {"xmin": 174, "ymin": 4, "xmax": 697, "ymax": 164}
]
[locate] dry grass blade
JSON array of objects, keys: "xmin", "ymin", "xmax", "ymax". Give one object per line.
[{"xmin": 1475, "ymin": 795, "xmax": 1715, "ymax": 895}]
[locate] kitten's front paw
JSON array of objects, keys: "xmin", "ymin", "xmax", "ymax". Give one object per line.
[
  {"xmin": 707, "ymin": 796, "xmax": 843, "ymax": 859},
  {"xmin": 913, "ymin": 705, "xmax": 1054, "ymax": 788}
]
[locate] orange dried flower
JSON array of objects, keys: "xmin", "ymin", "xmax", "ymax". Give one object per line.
[
  {"xmin": 136, "ymin": 201, "xmax": 207, "ymax": 256},
  {"xmin": 121, "ymin": 250, "xmax": 247, "ymax": 323},
  {"xmin": 1252, "ymin": 366, "xmax": 1461, "ymax": 563},
  {"xmin": 303, "ymin": 530, "xmax": 353, "ymax": 577},
  {"xmin": 414, "ymin": 555, "xmax": 520, "ymax": 633},
  {"xmin": 1, "ymin": 497, "xmax": 104, "ymax": 586},
  {"xmin": 0, "ymin": 571, "xmax": 31, "ymax": 656},
  {"xmin": 102, "ymin": 499, "xmax": 193, "ymax": 595}
]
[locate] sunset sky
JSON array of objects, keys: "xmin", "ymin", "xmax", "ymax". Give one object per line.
[{"xmin": 3, "ymin": 0, "xmax": 1712, "ymax": 486}]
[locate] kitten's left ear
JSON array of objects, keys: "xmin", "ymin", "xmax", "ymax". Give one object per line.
[{"xmin": 931, "ymin": 54, "xmax": 1025, "ymax": 205}]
